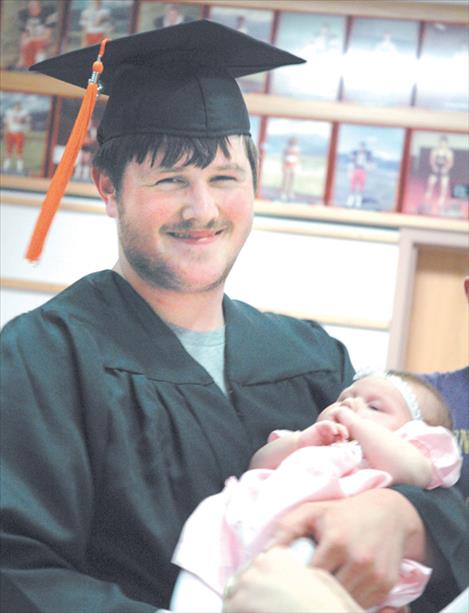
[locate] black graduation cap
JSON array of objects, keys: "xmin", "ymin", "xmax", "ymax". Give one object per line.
[{"xmin": 30, "ymin": 19, "xmax": 305, "ymax": 144}]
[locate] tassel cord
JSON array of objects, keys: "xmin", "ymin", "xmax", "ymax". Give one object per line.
[{"xmin": 25, "ymin": 39, "xmax": 109, "ymax": 262}]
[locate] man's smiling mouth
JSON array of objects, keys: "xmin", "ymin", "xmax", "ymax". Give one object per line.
[{"xmin": 167, "ymin": 229, "xmax": 225, "ymax": 239}]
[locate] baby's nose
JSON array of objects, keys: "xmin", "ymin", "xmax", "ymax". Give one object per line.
[{"xmin": 339, "ymin": 397, "xmax": 360, "ymax": 411}]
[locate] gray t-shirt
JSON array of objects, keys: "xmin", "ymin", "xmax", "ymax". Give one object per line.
[{"xmin": 167, "ymin": 322, "xmax": 227, "ymax": 395}]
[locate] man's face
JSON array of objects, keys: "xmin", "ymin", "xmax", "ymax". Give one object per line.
[{"xmin": 109, "ymin": 136, "xmax": 254, "ymax": 293}]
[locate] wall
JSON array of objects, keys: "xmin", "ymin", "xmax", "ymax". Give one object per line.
[{"xmin": 1, "ymin": 191, "xmax": 398, "ymax": 371}]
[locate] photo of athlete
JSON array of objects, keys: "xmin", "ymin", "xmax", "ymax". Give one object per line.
[
  {"xmin": 280, "ymin": 136, "xmax": 301, "ymax": 201},
  {"xmin": 423, "ymin": 136, "xmax": 454, "ymax": 215},
  {"xmin": 16, "ymin": 0, "xmax": 58, "ymax": 69},
  {"xmin": 79, "ymin": 0, "xmax": 112, "ymax": 47},
  {"xmin": 2, "ymin": 101, "xmax": 31, "ymax": 174}
]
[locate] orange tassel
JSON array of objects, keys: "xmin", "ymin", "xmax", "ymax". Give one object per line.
[{"xmin": 25, "ymin": 39, "xmax": 110, "ymax": 262}]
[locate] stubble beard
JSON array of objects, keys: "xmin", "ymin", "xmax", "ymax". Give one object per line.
[{"xmin": 117, "ymin": 212, "xmax": 238, "ymax": 293}]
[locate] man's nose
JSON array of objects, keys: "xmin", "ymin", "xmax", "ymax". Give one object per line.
[{"xmin": 181, "ymin": 182, "xmax": 219, "ymax": 224}]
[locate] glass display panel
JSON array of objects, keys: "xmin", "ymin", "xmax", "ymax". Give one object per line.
[
  {"xmin": 260, "ymin": 118, "xmax": 331, "ymax": 204},
  {"xmin": 49, "ymin": 98, "xmax": 106, "ymax": 182},
  {"xmin": 342, "ymin": 17, "xmax": 419, "ymax": 107},
  {"xmin": 415, "ymin": 23, "xmax": 469, "ymax": 113},
  {"xmin": 136, "ymin": 2, "xmax": 200, "ymax": 32},
  {"xmin": 1, "ymin": 0, "xmax": 61, "ymax": 70},
  {"xmin": 270, "ymin": 12, "xmax": 345, "ymax": 101},
  {"xmin": 332, "ymin": 123, "xmax": 405, "ymax": 211},
  {"xmin": 402, "ymin": 131, "xmax": 468, "ymax": 219},
  {"xmin": 1, "ymin": 91, "xmax": 53, "ymax": 177},
  {"xmin": 63, "ymin": 0, "xmax": 133, "ymax": 52},
  {"xmin": 208, "ymin": 5, "xmax": 274, "ymax": 93}
]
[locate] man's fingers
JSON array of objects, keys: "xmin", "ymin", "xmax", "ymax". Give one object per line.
[
  {"xmin": 309, "ymin": 516, "xmax": 396, "ymax": 609},
  {"xmin": 309, "ymin": 532, "xmax": 346, "ymax": 574},
  {"xmin": 270, "ymin": 502, "xmax": 324, "ymax": 546},
  {"xmin": 333, "ymin": 553, "xmax": 396, "ymax": 609}
]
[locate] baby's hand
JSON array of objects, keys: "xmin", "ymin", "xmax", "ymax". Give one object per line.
[
  {"xmin": 332, "ymin": 406, "xmax": 361, "ymax": 429},
  {"xmin": 298, "ymin": 420, "xmax": 349, "ymax": 447}
]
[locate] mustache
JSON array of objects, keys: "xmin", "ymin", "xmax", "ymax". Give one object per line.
[{"xmin": 161, "ymin": 220, "xmax": 228, "ymax": 233}]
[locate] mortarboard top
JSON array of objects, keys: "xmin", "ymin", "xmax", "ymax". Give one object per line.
[{"xmin": 30, "ymin": 19, "xmax": 305, "ymax": 144}]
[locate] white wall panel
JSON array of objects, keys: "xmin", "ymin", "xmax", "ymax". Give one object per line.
[
  {"xmin": 324, "ymin": 326, "xmax": 389, "ymax": 372},
  {"xmin": 226, "ymin": 228, "xmax": 399, "ymax": 323},
  {"xmin": 1, "ymin": 204, "xmax": 117, "ymax": 284},
  {"xmin": 0, "ymin": 289, "xmax": 53, "ymax": 328}
]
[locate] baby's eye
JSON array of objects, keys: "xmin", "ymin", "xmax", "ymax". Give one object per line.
[{"xmin": 368, "ymin": 405, "xmax": 380, "ymax": 411}]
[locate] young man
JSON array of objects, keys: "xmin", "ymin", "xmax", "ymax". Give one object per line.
[{"xmin": 1, "ymin": 21, "xmax": 467, "ymax": 613}]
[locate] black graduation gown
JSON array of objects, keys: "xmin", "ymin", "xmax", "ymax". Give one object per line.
[{"xmin": 1, "ymin": 271, "xmax": 467, "ymax": 612}]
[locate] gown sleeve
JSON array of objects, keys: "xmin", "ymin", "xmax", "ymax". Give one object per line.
[
  {"xmin": 393, "ymin": 484, "xmax": 469, "ymax": 613},
  {"xmin": 0, "ymin": 314, "xmax": 157, "ymax": 613}
]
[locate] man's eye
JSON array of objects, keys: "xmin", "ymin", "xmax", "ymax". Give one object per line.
[
  {"xmin": 212, "ymin": 175, "xmax": 237, "ymax": 182},
  {"xmin": 155, "ymin": 177, "xmax": 184, "ymax": 187}
]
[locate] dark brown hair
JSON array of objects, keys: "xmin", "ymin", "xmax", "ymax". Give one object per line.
[{"xmin": 93, "ymin": 133, "xmax": 258, "ymax": 195}]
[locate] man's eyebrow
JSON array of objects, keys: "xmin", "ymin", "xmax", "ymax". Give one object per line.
[
  {"xmin": 153, "ymin": 163, "xmax": 247, "ymax": 174},
  {"xmin": 213, "ymin": 163, "xmax": 247, "ymax": 173},
  {"xmin": 152, "ymin": 167, "xmax": 184, "ymax": 173}
]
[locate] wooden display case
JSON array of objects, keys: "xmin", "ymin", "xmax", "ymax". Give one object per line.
[{"xmin": 1, "ymin": 0, "xmax": 468, "ymax": 231}]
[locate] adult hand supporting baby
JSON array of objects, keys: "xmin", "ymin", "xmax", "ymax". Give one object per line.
[
  {"xmin": 222, "ymin": 546, "xmax": 364, "ymax": 613},
  {"xmin": 270, "ymin": 488, "xmax": 426, "ymax": 609}
]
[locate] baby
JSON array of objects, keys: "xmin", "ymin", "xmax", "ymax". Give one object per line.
[{"xmin": 171, "ymin": 370, "xmax": 462, "ymax": 612}]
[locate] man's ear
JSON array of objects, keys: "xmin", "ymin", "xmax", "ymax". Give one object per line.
[{"xmin": 92, "ymin": 167, "xmax": 118, "ymax": 218}]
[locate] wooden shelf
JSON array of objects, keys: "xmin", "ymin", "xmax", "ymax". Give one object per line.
[
  {"xmin": 0, "ymin": 71, "xmax": 469, "ymax": 133},
  {"xmin": 247, "ymin": 94, "xmax": 469, "ymax": 132},
  {"xmin": 2, "ymin": 188, "xmax": 466, "ymax": 235},
  {"xmin": 0, "ymin": 175, "xmax": 99, "ymax": 199},
  {"xmin": 185, "ymin": 0, "xmax": 469, "ymax": 23},
  {"xmin": 254, "ymin": 200, "xmax": 468, "ymax": 234},
  {"xmin": 2, "ymin": 71, "xmax": 467, "ymax": 133},
  {"xmin": 0, "ymin": 70, "xmax": 87, "ymax": 98}
]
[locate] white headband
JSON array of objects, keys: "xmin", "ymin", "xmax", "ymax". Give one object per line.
[{"xmin": 353, "ymin": 368, "xmax": 422, "ymax": 421}]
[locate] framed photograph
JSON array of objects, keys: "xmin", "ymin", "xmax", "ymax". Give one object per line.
[
  {"xmin": 260, "ymin": 118, "xmax": 331, "ymax": 204},
  {"xmin": 49, "ymin": 97, "xmax": 106, "ymax": 182},
  {"xmin": 402, "ymin": 131, "xmax": 468, "ymax": 219},
  {"xmin": 136, "ymin": 2, "xmax": 200, "ymax": 33},
  {"xmin": 1, "ymin": 91, "xmax": 53, "ymax": 177},
  {"xmin": 270, "ymin": 12, "xmax": 346, "ymax": 101},
  {"xmin": 342, "ymin": 17, "xmax": 419, "ymax": 107},
  {"xmin": 331, "ymin": 124, "xmax": 405, "ymax": 212},
  {"xmin": 208, "ymin": 6, "xmax": 274, "ymax": 93},
  {"xmin": 63, "ymin": 0, "xmax": 133, "ymax": 52},
  {"xmin": 415, "ymin": 23, "xmax": 469, "ymax": 113},
  {"xmin": 1, "ymin": 0, "xmax": 61, "ymax": 71}
]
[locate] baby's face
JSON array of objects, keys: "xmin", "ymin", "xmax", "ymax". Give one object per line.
[{"xmin": 318, "ymin": 376, "xmax": 411, "ymax": 431}]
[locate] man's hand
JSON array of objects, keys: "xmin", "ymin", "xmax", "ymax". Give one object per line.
[
  {"xmin": 270, "ymin": 489, "xmax": 426, "ymax": 609},
  {"xmin": 222, "ymin": 546, "xmax": 364, "ymax": 613}
]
